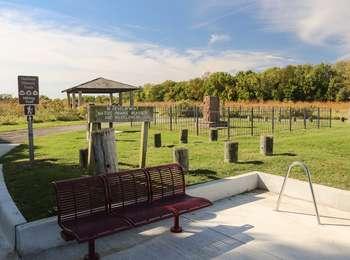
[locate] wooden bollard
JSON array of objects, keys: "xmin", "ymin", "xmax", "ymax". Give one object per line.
[
  {"xmin": 224, "ymin": 141, "xmax": 238, "ymax": 163},
  {"xmin": 154, "ymin": 133, "xmax": 162, "ymax": 148},
  {"xmin": 260, "ymin": 135, "xmax": 273, "ymax": 156},
  {"xmin": 173, "ymin": 147, "xmax": 189, "ymax": 172},
  {"xmin": 79, "ymin": 148, "xmax": 88, "ymax": 169},
  {"xmin": 180, "ymin": 129, "xmax": 188, "ymax": 144},
  {"xmin": 209, "ymin": 128, "xmax": 218, "ymax": 141}
]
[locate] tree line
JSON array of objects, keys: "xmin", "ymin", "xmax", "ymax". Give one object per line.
[{"xmin": 136, "ymin": 61, "xmax": 350, "ymax": 102}]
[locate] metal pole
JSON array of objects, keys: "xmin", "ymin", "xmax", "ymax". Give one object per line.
[
  {"xmin": 227, "ymin": 107, "xmax": 231, "ymax": 139},
  {"xmin": 271, "ymin": 107, "xmax": 275, "ymax": 134},
  {"xmin": 169, "ymin": 106, "xmax": 173, "ymax": 131},
  {"xmin": 27, "ymin": 115, "xmax": 34, "ymax": 163},
  {"xmin": 329, "ymin": 108, "xmax": 332, "ymax": 128},
  {"xmin": 250, "ymin": 107, "xmax": 254, "ymax": 136},
  {"xmin": 276, "ymin": 161, "xmax": 321, "ymax": 224},
  {"xmin": 289, "ymin": 107, "xmax": 292, "ymax": 132},
  {"xmin": 317, "ymin": 107, "xmax": 320, "ymax": 129},
  {"xmin": 195, "ymin": 106, "xmax": 199, "ymax": 136}
]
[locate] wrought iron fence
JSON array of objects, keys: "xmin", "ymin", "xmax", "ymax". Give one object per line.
[{"xmin": 132, "ymin": 105, "xmax": 332, "ymax": 138}]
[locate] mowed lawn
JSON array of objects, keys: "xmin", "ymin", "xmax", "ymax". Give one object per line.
[{"xmin": 1, "ymin": 122, "xmax": 350, "ymax": 221}]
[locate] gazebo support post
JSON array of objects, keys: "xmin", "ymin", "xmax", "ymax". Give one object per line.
[
  {"xmin": 67, "ymin": 93, "xmax": 71, "ymax": 108},
  {"xmin": 72, "ymin": 93, "xmax": 77, "ymax": 109},
  {"xmin": 78, "ymin": 91, "xmax": 83, "ymax": 107},
  {"xmin": 119, "ymin": 92, "xmax": 123, "ymax": 106}
]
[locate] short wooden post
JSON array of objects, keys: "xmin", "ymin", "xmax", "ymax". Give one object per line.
[
  {"xmin": 224, "ymin": 141, "xmax": 238, "ymax": 163},
  {"xmin": 90, "ymin": 128, "xmax": 118, "ymax": 174},
  {"xmin": 154, "ymin": 133, "xmax": 161, "ymax": 148},
  {"xmin": 260, "ymin": 135, "xmax": 273, "ymax": 156},
  {"xmin": 173, "ymin": 147, "xmax": 189, "ymax": 172},
  {"xmin": 79, "ymin": 148, "xmax": 88, "ymax": 169},
  {"xmin": 180, "ymin": 129, "xmax": 188, "ymax": 144},
  {"xmin": 139, "ymin": 121, "xmax": 149, "ymax": 168},
  {"xmin": 303, "ymin": 108, "xmax": 307, "ymax": 129},
  {"xmin": 209, "ymin": 128, "xmax": 218, "ymax": 141}
]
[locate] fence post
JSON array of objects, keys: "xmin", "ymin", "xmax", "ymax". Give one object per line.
[
  {"xmin": 195, "ymin": 106, "xmax": 199, "ymax": 136},
  {"xmin": 227, "ymin": 107, "xmax": 231, "ymax": 139},
  {"xmin": 250, "ymin": 107, "xmax": 254, "ymax": 136},
  {"xmin": 329, "ymin": 108, "xmax": 332, "ymax": 128},
  {"xmin": 271, "ymin": 107, "xmax": 275, "ymax": 134},
  {"xmin": 303, "ymin": 108, "xmax": 307, "ymax": 129},
  {"xmin": 317, "ymin": 108, "xmax": 320, "ymax": 129},
  {"xmin": 289, "ymin": 107, "xmax": 292, "ymax": 132},
  {"xmin": 169, "ymin": 106, "xmax": 173, "ymax": 131}
]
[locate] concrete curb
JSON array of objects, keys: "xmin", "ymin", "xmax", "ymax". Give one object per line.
[{"xmin": 0, "ymin": 165, "xmax": 27, "ymax": 250}]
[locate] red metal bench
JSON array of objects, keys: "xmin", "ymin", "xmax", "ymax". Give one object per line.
[
  {"xmin": 52, "ymin": 176, "xmax": 132, "ymax": 260},
  {"xmin": 53, "ymin": 163, "xmax": 212, "ymax": 260}
]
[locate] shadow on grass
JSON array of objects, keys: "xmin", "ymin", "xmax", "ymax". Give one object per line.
[
  {"xmin": 188, "ymin": 169, "xmax": 220, "ymax": 181},
  {"xmin": 273, "ymin": 152, "xmax": 297, "ymax": 157},
  {"xmin": 166, "ymin": 145, "xmax": 175, "ymax": 148},
  {"xmin": 117, "ymin": 139, "xmax": 137, "ymax": 142},
  {"xmin": 236, "ymin": 160, "xmax": 264, "ymax": 165},
  {"xmin": 119, "ymin": 162, "xmax": 139, "ymax": 168}
]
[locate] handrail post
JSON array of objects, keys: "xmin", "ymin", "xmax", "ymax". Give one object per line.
[{"xmin": 276, "ymin": 161, "xmax": 321, "ymax": 224}]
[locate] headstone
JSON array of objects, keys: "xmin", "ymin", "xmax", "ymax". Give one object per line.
[
  {"xmin": 209, "ymin": 128, "xmax": 218, "ymax": 141},
  {"xmin": 224, "ymin": 141, "xmax": 238, "ymax": 163},
  {"xmin": 173, "ymin": 148, "xmax": 189, "ymax": 172},
  {"xmin": 180, "ymin": 129, "xmax": 188, "ymax": 144},
  {"xmin": 260, "ymin": 135, "xmax": 273, "ymax": 156},
  {"xmin": 203, "ymin": 96, "xmax": 220, "ymax": 127},
  {"xmin": 154, "ymin": 133, "xmax": 162, "ymax": 148}
]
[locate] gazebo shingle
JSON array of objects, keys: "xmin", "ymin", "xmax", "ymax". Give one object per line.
[{"xmin": 62, "ymin": 77, "xmax": 140, "ymax": 94}]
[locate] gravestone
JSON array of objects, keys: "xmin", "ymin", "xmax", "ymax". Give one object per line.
[
  {"xmin": 224, "ymin": 141, "xmax": 238, "ymax": 163},
  {"xmin": 154, "ymin": 133, "xmax": 162, "ymax": 148},
  {"xmin": 209, "ymin": 128, "xmax": 218, "ymax": 141},
  {"xmin": 180, "ymin": 129, "xmax": 188, "ymax": 144},
  {"xmin": 260, "ymin": 135, "xmax": 273, "ymax": 156}
]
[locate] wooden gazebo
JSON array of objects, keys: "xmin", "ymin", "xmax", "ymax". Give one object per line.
[{"xmin": 62, "ymin": 77, "xmax": 140, "ymax": 108}]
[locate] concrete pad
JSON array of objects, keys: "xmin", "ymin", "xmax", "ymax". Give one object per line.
[
  {"xmin": 0, "ymin": 144, "xmax": 19, "ymax": 157},
  {"xmin": 25, "ymin": 191, "xmax": 350, "ymax": 260}
]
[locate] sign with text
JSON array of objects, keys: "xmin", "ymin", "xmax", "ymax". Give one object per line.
[
  {"xmin": 88, "ymin": 105, "xmax": 153, "ymax": 123},
  {"xmin": 24, "ymin": 105, "xmax": 36, "ymax": 116},
  {"xmin": 18, "ymin": 76, "xmax": 39, "ymax": 104}
]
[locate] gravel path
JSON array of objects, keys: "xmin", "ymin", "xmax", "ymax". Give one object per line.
[{"xmin": 0, "ymin": 124, "xmax": 86, "ymax": 143}]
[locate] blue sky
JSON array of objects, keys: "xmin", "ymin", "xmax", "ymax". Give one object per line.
[{"xmin": 0, "ymin": 0, "xmax": 349, "ymax": 97}]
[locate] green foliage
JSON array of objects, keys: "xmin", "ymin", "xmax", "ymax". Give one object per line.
[{"xmin": 136, "ymin": 61, "xmax": 350, "ymax": 102}]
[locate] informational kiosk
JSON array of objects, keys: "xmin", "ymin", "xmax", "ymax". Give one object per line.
[{"xmin": 87, "ymin": 105, "xmax": 153, "ymax": 172}]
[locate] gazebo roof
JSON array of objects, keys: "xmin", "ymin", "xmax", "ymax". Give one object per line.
[{"xmin": 62, "ymin": 77, "xmax": 140, "ymax": 94}]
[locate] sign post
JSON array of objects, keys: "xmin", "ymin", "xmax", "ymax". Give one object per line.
[{"xmin": 18, "ymin": 76, "xmax": 39, "ymax": 163}]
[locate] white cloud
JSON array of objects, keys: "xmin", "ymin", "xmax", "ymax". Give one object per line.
[
  {"xmin": 209, "ymin": 33, "xmax": 231, "ymax": 45},
  {"xmin": 196, "ymin": 0, "xmax": 350, "ymax": 57},
  {"xmin": 0, "ymin": 7, "xmax": 294, "ymax": 97}
]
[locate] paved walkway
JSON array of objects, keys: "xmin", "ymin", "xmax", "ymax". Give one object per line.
[
  {"xmin": 25, "ymin": 190, "xmax": 350, "ymax": 260},
  {"xmin": 0, "ymin": 125, "xmax": 86, "ymax": 143}
]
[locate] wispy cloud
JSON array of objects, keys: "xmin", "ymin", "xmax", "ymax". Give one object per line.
[
  {"xmin": 0, "ymin": 6, "xmax": 295, "ymax": 97},
  {"xmin": 209, "ymin": 33, "xmax": 231, "ymax": 45},
  {"xmin": 195, "ymin": 0, "xmax": 350, "ymax": 57}
]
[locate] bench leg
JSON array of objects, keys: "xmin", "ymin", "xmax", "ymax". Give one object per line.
[
  {"xmin": 170, "ymin": 212, "xmax": 182, "ymax": 233},
  {"xmin": 84, "ymin": 240, "xmax": 100, "ymax": 260}
]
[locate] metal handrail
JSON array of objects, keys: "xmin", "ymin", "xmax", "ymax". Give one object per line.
[{"xmin": 276, "ymin": 161, "xmax": 321, "ymax": 224}]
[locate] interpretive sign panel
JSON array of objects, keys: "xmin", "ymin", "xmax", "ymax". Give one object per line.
[
  {"xmin": 88, "ymin": 105, "xmax": 153, "ymax": 123},
  {"xmin": 18, "ymin": 76, "xmax": 39, "ymax": 104}
]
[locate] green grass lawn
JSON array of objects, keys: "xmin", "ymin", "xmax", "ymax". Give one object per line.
[
  {"xmin": 1, "ymin": 122, "xmax": 350, "ymax": 221},
  {"xmin": 0, "ymin": 120, "xmax": 86, "ymax": 132}
]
